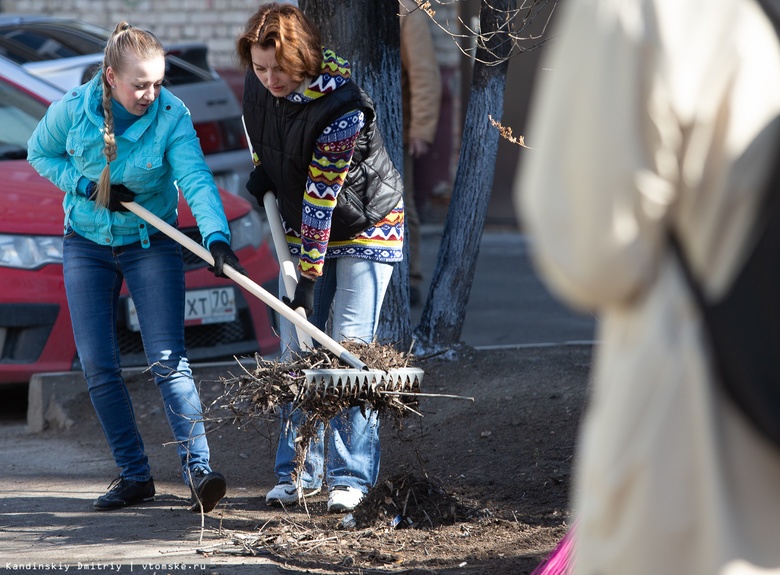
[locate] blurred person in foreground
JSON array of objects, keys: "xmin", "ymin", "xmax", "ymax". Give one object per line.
[
  {"xmin": 27, "ymin": 22, "xmax": 240, "ymax": 513},
  {"xmin": 400, "ymin": 0, "xmax": 441, "ymax": 306},
  {"xmin": 516, "ymin": 0, "xmax": 780, "ymax": 572},
  {"xmin": 237, "ymin": 3, "xmax": 404, "ymax": 513}
]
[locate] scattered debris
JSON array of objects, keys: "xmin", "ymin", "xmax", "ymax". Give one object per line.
[{"xmin": 352, "ymin": 468, "xmax": 473, "ymax": 530}]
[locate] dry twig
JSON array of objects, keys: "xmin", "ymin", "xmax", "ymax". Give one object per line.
[{"xmin": 489, "ymin": 114, "xmax": 530, "ymax": 148}]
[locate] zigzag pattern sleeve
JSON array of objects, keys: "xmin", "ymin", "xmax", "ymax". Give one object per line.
[{"xmin": 298, "ymin": 108, "xmax": 365, "ymax": 277}]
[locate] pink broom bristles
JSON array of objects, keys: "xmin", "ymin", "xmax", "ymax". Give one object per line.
[{"xmin": 530, "ymin": 525, "xmax": 575, "ymax": 575}]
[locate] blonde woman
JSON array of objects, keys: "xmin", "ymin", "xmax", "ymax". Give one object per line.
[{"xmin": 27, "ymin": 22, "xmax": 241, "ymax": 513}]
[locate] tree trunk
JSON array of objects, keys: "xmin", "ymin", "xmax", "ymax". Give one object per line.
[
  {"xmin": 415, "ymin": 0, "xmax": 516, "ymax": 352},
  {"xmin": 302, "ymin": 0, "xmax": 412, "ymax": 349}
]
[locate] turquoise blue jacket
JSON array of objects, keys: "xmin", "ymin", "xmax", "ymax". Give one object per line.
[{"xmin": 27, "ymin": 72, "xmax": 230, "ymax": 249}]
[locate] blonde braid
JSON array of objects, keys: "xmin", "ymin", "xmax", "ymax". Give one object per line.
[{"xmin": 95, "ymin": 63, "xmax": 118, "ymax": 208}]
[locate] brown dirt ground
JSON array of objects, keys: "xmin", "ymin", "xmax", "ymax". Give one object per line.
[{"xmin": 57, "ymin": 344, "xmax": 591, "ymax": 574}]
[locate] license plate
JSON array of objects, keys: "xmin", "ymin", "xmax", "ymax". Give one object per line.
[{"xmin": 125, "ymin": 287, "xmax": 237, "ymax": 332}]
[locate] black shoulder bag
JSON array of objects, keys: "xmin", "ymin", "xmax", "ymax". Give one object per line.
[{"xmin": 669, "ymin": 138, "xmax": 780, "ymax": 447}]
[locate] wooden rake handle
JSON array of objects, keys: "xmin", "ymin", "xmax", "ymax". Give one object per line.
[
  {"xmin": 121, "ymin": 201, "xmax": 368, "ymax": 371},
  {"xmin": 261, "ymin": 190, "xmax": 313, "ymax": 349}
]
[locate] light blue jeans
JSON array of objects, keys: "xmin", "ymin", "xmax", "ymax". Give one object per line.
[
  {"xmin": 276, "ymin": 256, "xmax": 394, "ymax": 493},
  {"xmin": 63, "ymin": 230, "xmax": 213, "ymax": 485}
]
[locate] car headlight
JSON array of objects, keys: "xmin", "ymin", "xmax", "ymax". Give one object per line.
[
  {"xmin": 229, "ymin": 209, "xmax": 266, "ymax": 250},
  {"xmin": 0, "ymin": 234, "xmax": 64, "ymax": 269}
]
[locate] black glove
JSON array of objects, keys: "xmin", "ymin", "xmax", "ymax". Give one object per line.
[
  {"xmin": 282, "ymin": 276, "xmax": 316, "ymax": 317},
  {"xmin": 107, "ymin": 184, "xmax": 136, "ymax": 212},
  {"xmin": 208, "ymin": 241, "xmax": 247, "ymax": 278},
  {"xmin": 245, "ymin": 165, "xmax": 276, "ymax": 207}
]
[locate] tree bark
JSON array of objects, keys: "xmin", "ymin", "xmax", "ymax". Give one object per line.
[
  {"xmin": 415, "ymin": 0, "xmax": 516, "ymax": 352},
  {"xmin": 302, "ymin": 0, "xmax": 412, "ymax": 349}
]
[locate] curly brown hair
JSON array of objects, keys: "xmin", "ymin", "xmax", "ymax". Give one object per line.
[{"xmin": 236, "ymin": 2, "xmax": 322, "ymax": 83}]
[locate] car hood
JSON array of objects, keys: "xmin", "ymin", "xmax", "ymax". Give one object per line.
[{"xmin": 0, "ymin": 160, "xmax": 250, "ymax": 235}]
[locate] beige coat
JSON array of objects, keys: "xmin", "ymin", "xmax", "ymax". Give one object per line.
[
  {"xmin": 516, "ymin": 0, "xmax": 780, "ymax": 573},
  {"xmin": 400, "ymin": 0, "xmax": 441, "ymax": 146}
]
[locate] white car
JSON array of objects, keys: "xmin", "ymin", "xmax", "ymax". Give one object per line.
[{"xmin": 0, "ymin": 15, "xmax": 253, "ymax": 202}]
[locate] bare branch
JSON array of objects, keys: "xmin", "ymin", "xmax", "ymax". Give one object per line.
[{"xmin": 402, "ymin": 0, "xmax": 558, "ymax": 66}]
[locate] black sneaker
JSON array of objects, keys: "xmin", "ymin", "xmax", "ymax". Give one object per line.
[
  {"xmin": 189, "ymin": 468, "xmax": 226, "ymax": 513},
  {"xmin": 93, "ymin": 477, "xmax": 155, "ymax": 511}
]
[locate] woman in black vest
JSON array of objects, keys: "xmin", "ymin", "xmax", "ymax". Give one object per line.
[{"xmin": 237, "ymin": 2, "xmax": 404, "ymax": 513}]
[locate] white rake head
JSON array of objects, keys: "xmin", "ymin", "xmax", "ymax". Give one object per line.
[{"xmin": 301, "ymin": 367, "xmax": 424, "ymax": 401}]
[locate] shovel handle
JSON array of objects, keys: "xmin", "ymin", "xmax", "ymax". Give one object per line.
[
  {"xmin": 261, "ymin": 191, "xmax": 313, "ymax": 349},
  {"xmin": 241, "ymin": 116, "xmax": 313, "ymax": 349},
  {"xmin": 121, "ymin": 201, "xmax": 367, "ymax": 371}
]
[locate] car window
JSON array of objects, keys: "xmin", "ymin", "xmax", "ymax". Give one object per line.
[
  {"xmin": 0, "ymin": 25, "xmax": 105, "ymax": 63},
  {"xmin": 0, "ymin": 22, "xmax": 213, "ymax": 87},
  {"xmin": 0, "ymin": 80, "xmax": 47, "ymax": 155},
  {"xmin": 162, "ymin": 55, "xmax": 214, "ymax": 86}
]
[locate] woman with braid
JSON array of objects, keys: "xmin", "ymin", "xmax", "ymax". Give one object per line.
[
  {"xmin": 237, "ymin": 3, "xmax": 404, "ymax": 513},
  {"xmin": 27, "ymin": 22, "xmax": 241, "ymax": 513}
]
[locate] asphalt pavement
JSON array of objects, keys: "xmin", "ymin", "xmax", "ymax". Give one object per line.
[{"xmin": 412, "ymin": 224, "xmax": 596, "ymax": 349}]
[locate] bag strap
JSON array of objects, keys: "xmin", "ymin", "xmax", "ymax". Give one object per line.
[{"xmin": 669, "ymin": 135, "xmax": 780, "ymax": 305}]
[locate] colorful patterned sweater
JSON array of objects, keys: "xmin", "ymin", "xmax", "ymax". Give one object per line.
[{"xmin": 284, "ymin": 50, "xmax": 404, "ymax": 278}]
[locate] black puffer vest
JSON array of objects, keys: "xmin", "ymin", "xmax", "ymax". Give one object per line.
[{"xmin": 242, "ymin": 69, "xmax": 402, "ymax": 241}]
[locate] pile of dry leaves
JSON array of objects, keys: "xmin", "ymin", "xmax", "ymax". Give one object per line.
[{"xmin": 352, "ymin": 467, "xmax": 474, "ymax": 530}]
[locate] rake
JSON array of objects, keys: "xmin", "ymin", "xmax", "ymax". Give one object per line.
[{"xmin": 121, "ymin": 200, "xmax": 425, "ymax": 400}]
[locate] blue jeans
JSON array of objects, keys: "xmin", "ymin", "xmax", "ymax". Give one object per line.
[
  {"xmin": 276, "ymin": 257, "xmax": 394, "ymax": 492},
  {"xmin": 63, "ymin": 230, "xmax": 212, "ymax": 485}
]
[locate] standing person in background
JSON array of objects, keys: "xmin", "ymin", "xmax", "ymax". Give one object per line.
[
  {"xmin": 237, "ymin": 3, "xmax": 404, "ymax": 513},
  {"xmin": 517, "ymin": 0, "xmax": 780, "ymax": 573},
  {"xmin": 27, "ymin": 22, "xmax": 240, "ymax": 513},
  {"xmin": 400, "ymin": 0, "xmax": 441, "ymax": 306}
]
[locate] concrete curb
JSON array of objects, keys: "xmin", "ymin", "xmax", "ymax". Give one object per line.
[
  {"xmin": 26, "ymin": 371, "xmax": 83, "ymax": 433},
  {"xmin": 25, "ymin": 358, "xmax": 260, "ymax": 434}
]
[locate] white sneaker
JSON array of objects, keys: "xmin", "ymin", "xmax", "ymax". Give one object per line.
[
  {"xmin": 265, "ymin": 482, "xmax": 321, "ymax": 506},
  {"xmin": 327, "ymin": 486, "xmax": 365, "ymax": 513}
]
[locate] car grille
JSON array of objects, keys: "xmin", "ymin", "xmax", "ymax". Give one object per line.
[
  {"xmin": 179, "ymin": 227, "xmax": 209, "ymax": 271},
  {"xmin": 0, "ymin": 304, "xmax": 58, "ymax": 363},
  {"xmin": 117, "ymin": 293, "xmax": 259, "ymax": 367},
  {"xmin": 117, "ymin": 308, "xmax": 251, "ymax": 356}
]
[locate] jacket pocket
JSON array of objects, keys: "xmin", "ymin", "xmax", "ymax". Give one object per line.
[
  {"xmin": 65, "ymin": 138, "xmax": 85, "ymax": 158},
  {"xmin": 128, "ymin": 153, "xmax": 164, "ymax": 188},
  {"xmin": 66, "ymin": 129, "xmax": 105, "ymax": 179},
  {"xmin": 65, "ymin": 135, "xmax": 86, "ymax": 173}
]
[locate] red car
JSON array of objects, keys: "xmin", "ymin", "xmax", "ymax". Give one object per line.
[{"xmin": 0, "ymin": 56, "xmax": 279, "ymax": 385}]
